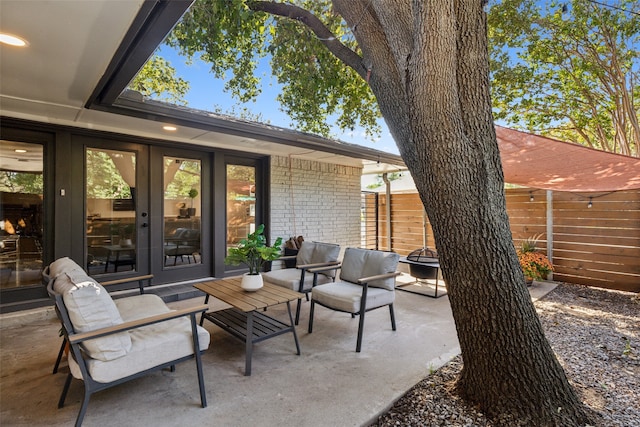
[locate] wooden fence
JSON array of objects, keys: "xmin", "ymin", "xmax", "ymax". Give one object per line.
[{"xmin": 362, "ymin": 188, "xmax": 640, "ymax": 293}]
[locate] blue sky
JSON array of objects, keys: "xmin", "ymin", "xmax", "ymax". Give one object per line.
[{"xmin": 156, "ymin": 45, "xmax": 400, "ymax": 155}]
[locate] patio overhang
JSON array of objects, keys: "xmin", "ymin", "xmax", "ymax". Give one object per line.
[{"xmin": 0, "ymin": 0, "xmax": 404, "ymax": 174}]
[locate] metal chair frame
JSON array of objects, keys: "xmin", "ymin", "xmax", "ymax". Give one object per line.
[
  {"xmin": 307, "ymin": 263, "xmax": 400, "ymax": 352},
  {"xmin": 47, "ymin": 280, "xmax": 208, "ymax": 427}
]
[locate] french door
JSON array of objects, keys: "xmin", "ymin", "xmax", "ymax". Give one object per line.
[
  {"xmin": 150, "ymin": 147, "xmax": 210, "ymax": 282},
  {"xmin": 85, "ymin": 142, "xmax": 150, "ymax": 279},
  {"xmin": 85, "ymin": 143, "xmax": 213, "ymax": 283}
]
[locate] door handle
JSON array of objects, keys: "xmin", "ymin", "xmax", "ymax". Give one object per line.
[{"xmin": 141, "ymin": 223, "xmax": 148, "ymax": 228}]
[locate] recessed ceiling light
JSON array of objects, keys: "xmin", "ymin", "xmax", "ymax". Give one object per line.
[
  {"xmin": 163, "ymin": 125, "xmax": 177, "ymax": 131},
  {"xmin": 14, "ymin": 149, "xmax": 27, "ymax": 153},
  {"xmin": 0, "ymin": 33, "xmax": 28, "ymax": 47}
]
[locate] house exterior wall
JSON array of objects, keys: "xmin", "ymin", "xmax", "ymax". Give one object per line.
[{"xmin": 270, "ymin": 156, "xmax": 362, "ymax": 253}]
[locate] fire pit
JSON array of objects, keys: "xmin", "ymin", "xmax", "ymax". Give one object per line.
[{"xmin": 398, "ymin": 247, "xmax": 445, "ymax": 298}]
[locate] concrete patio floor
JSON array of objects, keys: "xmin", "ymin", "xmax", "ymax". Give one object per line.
[{"xmin": 0, "ymin": 275, "xmax": 556, "ymax": 427}]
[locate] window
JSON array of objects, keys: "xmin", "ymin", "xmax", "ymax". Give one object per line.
[
  {"xmin": 226, "ymin": 164, "xmax": 256, "ymax": 251},
  {"xmin": 163, "ymin": 157, "xmax": 201, "ymax": 267},
  {"xmin": 0, "ymin": 141, "xmax": 44, "ymax": 288}
]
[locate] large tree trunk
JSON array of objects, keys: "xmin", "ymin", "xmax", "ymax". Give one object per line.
[
  {"xmin": 250, "ymin": 0, "xmax": 592, "ymax": 423},
  {"xmin": 332, "ymin": 0, "xmax": 592, "ymax": 424}
]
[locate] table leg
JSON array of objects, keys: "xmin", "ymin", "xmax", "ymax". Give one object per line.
[
  {"xmin": 245, "ymin": 311, "xmax": 254, "ymax": 376},
  {"xmin": 199, "ymin": 295, "xmax": 210, "ymax": 326},
  {"xmin": 286, "ymin": 301, "xmax": 301, "ymax": 355}
]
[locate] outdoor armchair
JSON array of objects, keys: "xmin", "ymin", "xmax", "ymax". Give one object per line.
[
  {"xmin": 308, "ymin": 248, "xmax": 400, "ymax": 352},
  {"xmin": 43, "ymin": 260, "xmax": 153, "ymax": 374},
  {"xmin": 164, "ymin": 228, "xmax": 201, "ymax": 265},
  {"xmin": 46, "ymin": 257, "xmax": 210, "ymax": 427},
  {"xmin": 262, "ymin": 241, "xmax": 340, "ymax": 324}
]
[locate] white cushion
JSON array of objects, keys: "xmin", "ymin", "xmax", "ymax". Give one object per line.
[
  {"xmin": 115, "ymin": 294, "xmax": 171, "ymax": 322},
  {"xmin": 68, "ymin": 293, "xmax": 210, "ymax": 383},
  {"xmin": 339, "ymin": 248, "xmax": 399, "ymax": 291},
  {"xmin": 293, "ymin": 241, "xmax": 340, "ymax": 279},
  {"xmin": 54, "ymin": 269, "xmax": 131, "ymax": 362},
  {"xmin": 295, "ymin": 242, "xmax": 315, "ymax": 265},
  {"xmin": 312, "ymin": 281, "xmax": 395, "ymax": 313},
  {"xmin": 263, "ymin": 268, "xmax": 332, "ymax": 292},
  {"xmin": 48, "ymin": 256, "xmax": 83, "ymax": 278},
  {"xmin": 69, "ymin": 318, "xmax": 210, "ymax": 383}
]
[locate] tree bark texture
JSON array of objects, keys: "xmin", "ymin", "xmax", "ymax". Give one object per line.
[{"xmin": 328, "ymin": 0, "xmax": 592, "ymax": 424}]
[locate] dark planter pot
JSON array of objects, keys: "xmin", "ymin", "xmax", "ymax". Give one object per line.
[
  {"xmin": 284, "ymin": 247, "xmax": 298, "ymax": 268},
  {"xmin": 179, "ymin": 208, "xmax": 188, "ymax": 217},
  {"xmin": 187, "ymin": 208, "xmax": 196, "ymax": 217}
]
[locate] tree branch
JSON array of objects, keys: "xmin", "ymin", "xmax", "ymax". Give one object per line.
[{"xmin": 248, "ymin": 1, "xmax": 367, "ymax": 79}]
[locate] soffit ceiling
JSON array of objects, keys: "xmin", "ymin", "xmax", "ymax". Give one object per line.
[{"xmin": 0, "ymin": 0, "xmax": 403, "ymax": 174}]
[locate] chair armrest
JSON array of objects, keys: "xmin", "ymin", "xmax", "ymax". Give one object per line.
[
  {"xmin": 307, "ymin": 263, "xmax": 342, "ymax": 274},
  {"xmin": 101, "ymin": 274, "xmax": 153, "ymax": 287},
  {"xmin": 101, "ymin": 274, "xmax": 153, "ymax": 294},
  {"xmin": 357, "ymin": 271, "xmax": 401, "ymax": 285},
  {"xmin": 297, "ymin": 261, "xmax": 340, "ymax": 270},
  {"xmin": 273, "ymin": 255, "xmax": 297, "ymax": 263},
  {"xmin": 68, "ymin": 304, "xmax": 208, "ymax": 344}
]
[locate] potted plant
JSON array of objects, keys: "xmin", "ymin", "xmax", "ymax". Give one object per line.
[
  {"xmin": 176, "ymin": 202, "xmax": 188, "ymax": 218},
  {"xmin": 517, "ymin": 235, "xmax": 553, "ymax": 285},
  {"xmin": 224, "ymin": 224, "xmax": 282, "ymax": 291},
  {"xmin": 187, "ymin": 188, "xmax": 198, "ymax": 217}
]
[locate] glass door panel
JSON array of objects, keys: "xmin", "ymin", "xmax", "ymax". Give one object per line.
[
  {"xmin": 86, "ymin": 148, "xmax": 137, "ymax": 274},
  {"xmin": 163, "ymin": 157, "xmax": 201, "ymax": 267},
  {"xmin": 226, "ymin": 164, "xmax": 256, "ymax": 253},
  {"xmin": 0, "ymin": 141, "xmax": 44, "ymax": 288}
]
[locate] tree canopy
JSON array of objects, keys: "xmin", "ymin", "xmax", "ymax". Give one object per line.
[
  {"xmin": 129, "ymin": 54, "xmax": 190, "ymax": 104},
  {"xmin": 488, "ymin": 0, "xmax": 640, "ymax": 156},
  {"xmin": 167, "ymin": 0, "xmax": 381, "ymax": 138}
]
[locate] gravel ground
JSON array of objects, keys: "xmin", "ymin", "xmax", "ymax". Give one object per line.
[{"xmin": 371, "ymin": 283, "xmax": 640, "ymax": 426}]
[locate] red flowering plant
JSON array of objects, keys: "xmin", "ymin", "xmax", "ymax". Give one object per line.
[{"xmin": 516, "ymin": 234, "xmax": 553, "ymax": 281}]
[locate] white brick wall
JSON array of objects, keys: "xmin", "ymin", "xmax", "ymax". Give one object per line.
[{"xmin": 270, "ymin": 156, "xmax": 362, "ymax": 252}]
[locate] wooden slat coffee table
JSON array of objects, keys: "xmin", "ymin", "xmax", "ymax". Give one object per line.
[{"xmin": 194, "ymin": 277, "xmax": 302, "ymax": 376}]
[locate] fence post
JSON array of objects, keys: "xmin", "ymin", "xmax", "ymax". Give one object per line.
[
  {"xmin": 546, "ymin": 190, "xmax": 554, "ymax": 280},
  {"xmin": 383, "ymin": 173, "xmax": 392, "ymax": 251}
]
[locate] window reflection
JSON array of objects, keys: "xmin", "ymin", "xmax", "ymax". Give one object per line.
[
  {"xmin": 163, "ymin": 157, "xmax": 201, "ymax": 267},
  {"xmin": 226, "ymin": 165, "xmax": 255, "ymax": 252},
  {"xmin": 0, "ymin": 141, "xmax": 44, "ymax": 288},
  {"xmin": 86, "ymin": 149, "xmax": 136, "ymax": 274}
]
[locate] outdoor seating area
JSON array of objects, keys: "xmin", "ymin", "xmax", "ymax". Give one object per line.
[
  {"xmin": 1, "ymin": 259, "xmax": 558, "ymax": 426},
  {"xmin": 0, "ymin": 273, "xmax": 452, "ymax": 426}
]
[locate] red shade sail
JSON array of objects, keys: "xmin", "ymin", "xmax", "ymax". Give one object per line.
[{"xmin": 496, "ymin": 126, "xmax": 640, "ymax": 192}]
